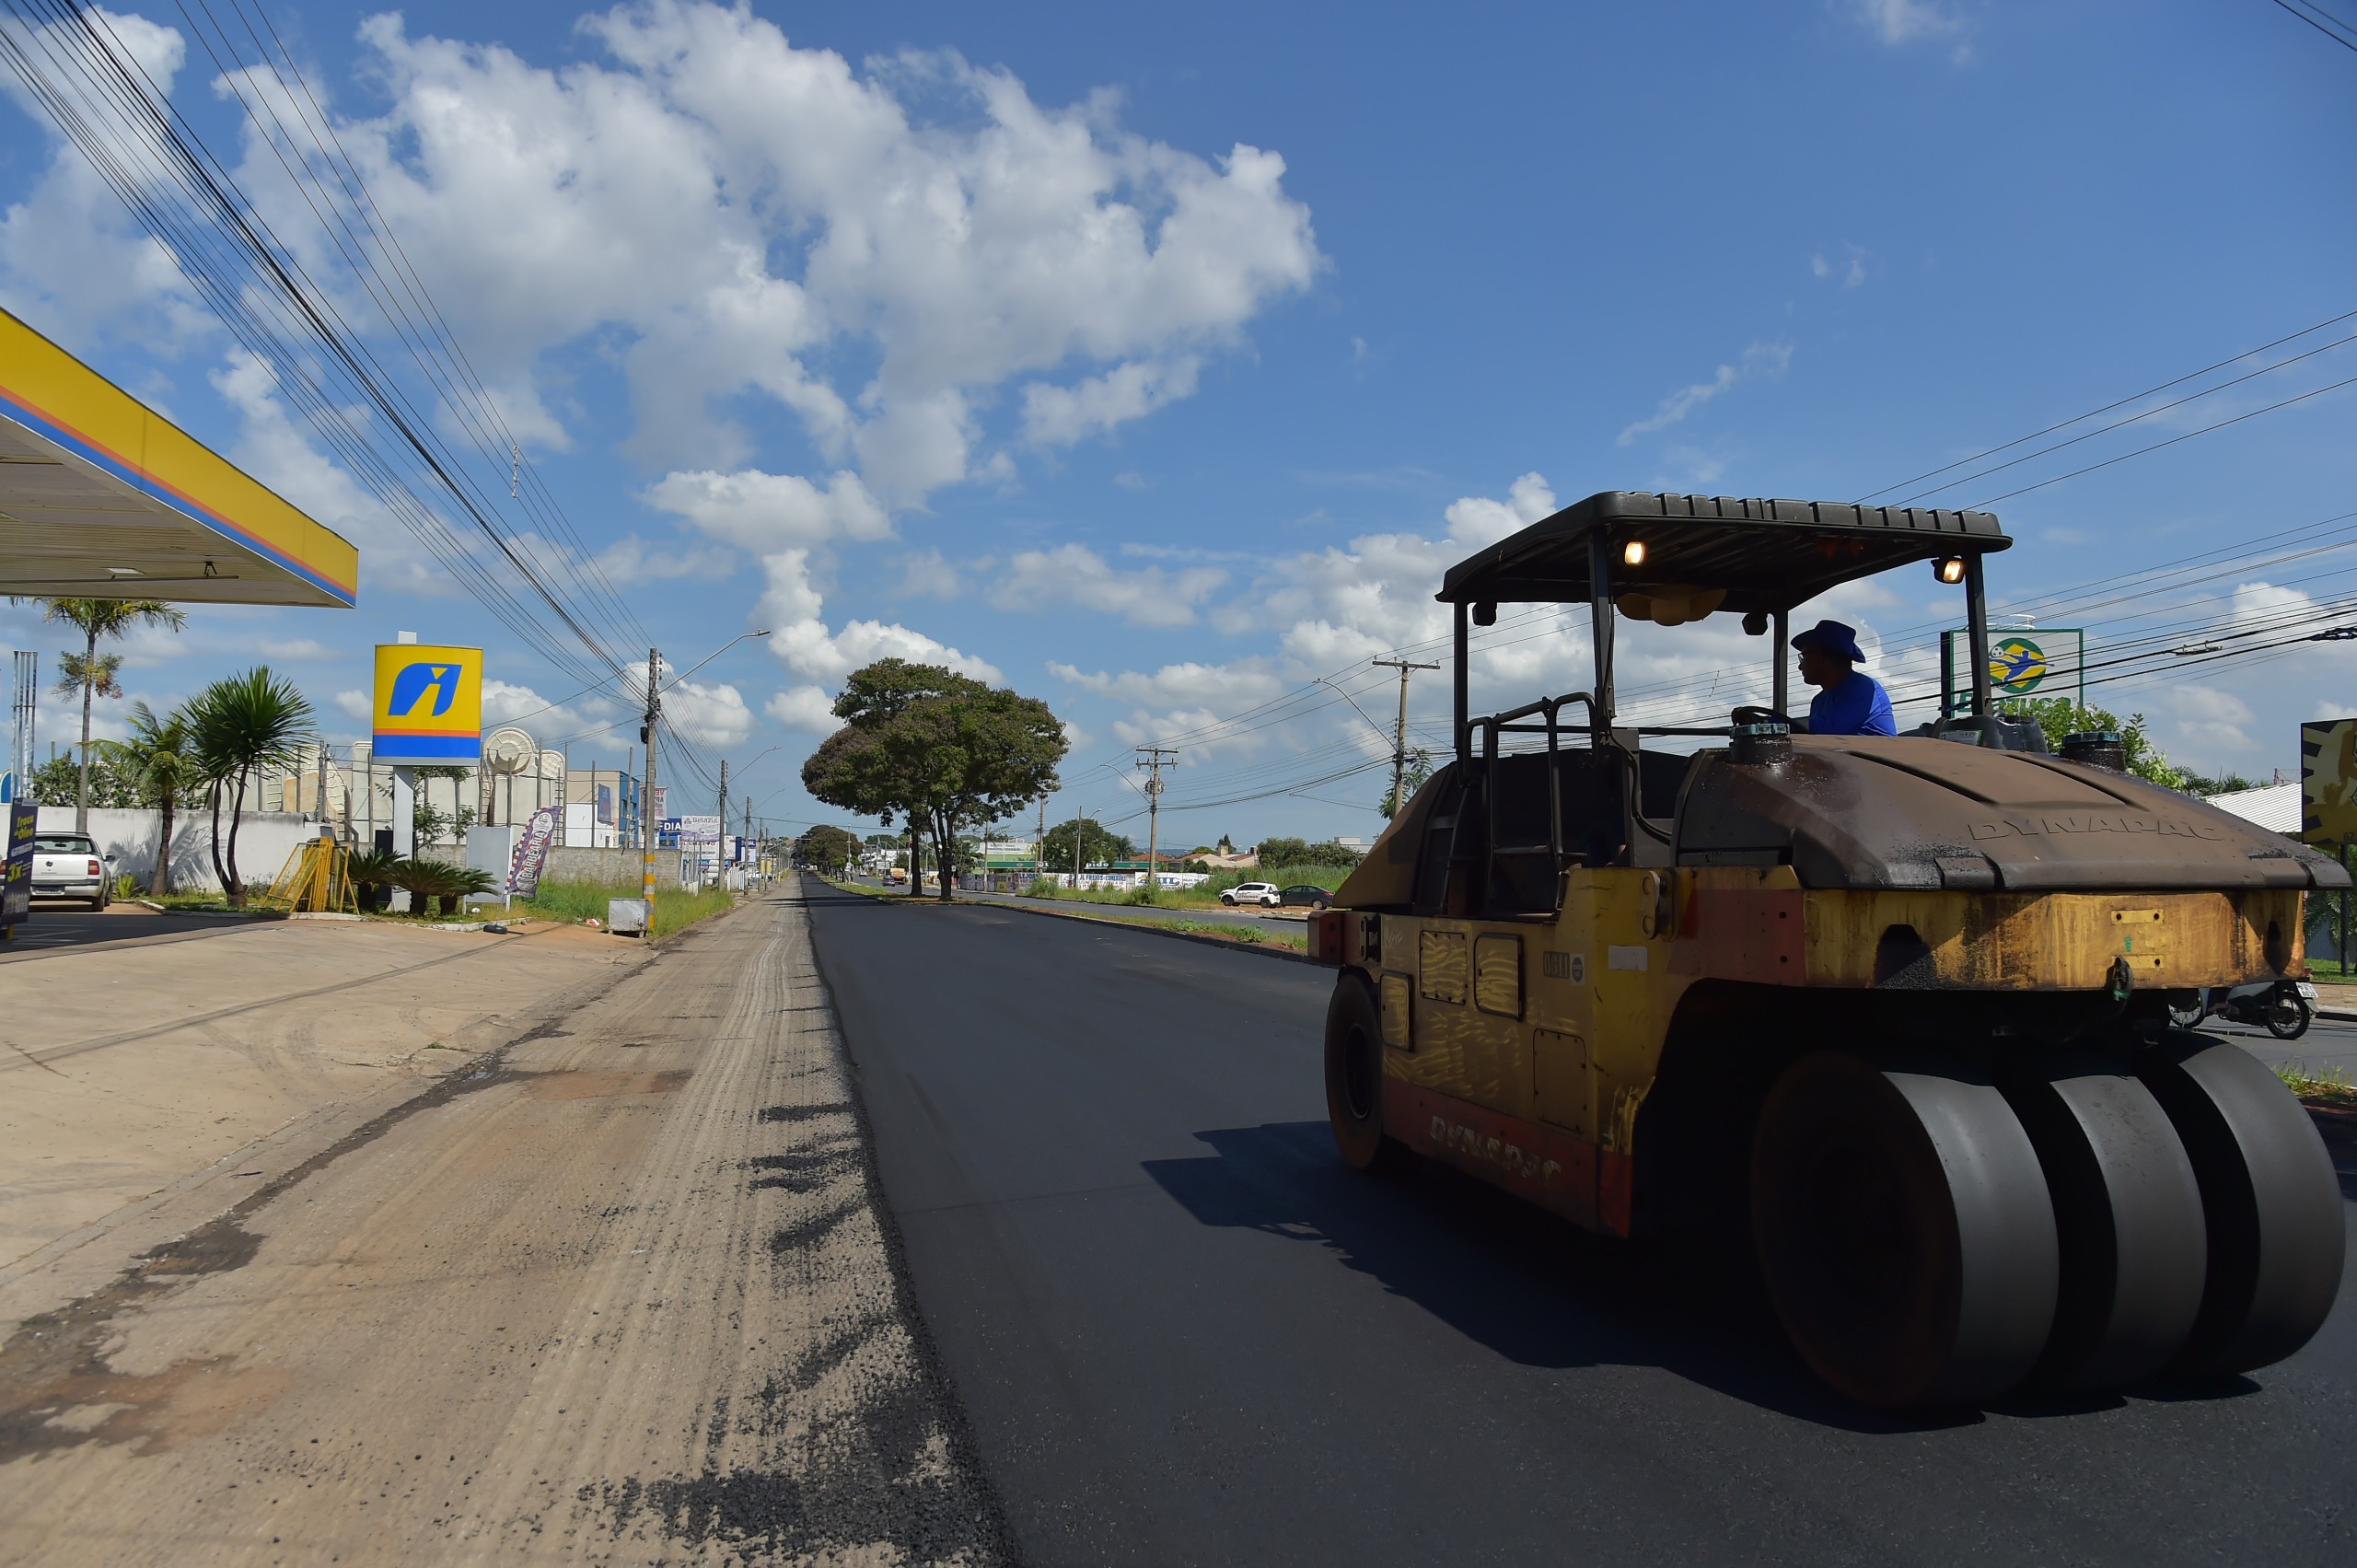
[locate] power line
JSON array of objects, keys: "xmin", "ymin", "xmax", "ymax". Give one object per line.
[
  {"xmin": 1855, "ymin": 306, "xmax": 2357, "ymax": 502},
  {"xmin": 2270, "ymin": 0, "xmax": 2357, "ymax": 53}
]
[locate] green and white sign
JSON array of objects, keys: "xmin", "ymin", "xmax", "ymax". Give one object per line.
[{"xmin": 1943, "ymin": 627, "xmax": 2085, "ymax": 711}]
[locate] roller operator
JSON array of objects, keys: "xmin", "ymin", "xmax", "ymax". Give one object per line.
[{"xmin": 1791, "ymin": 618, "xmax": 1896, "ymax": 737}]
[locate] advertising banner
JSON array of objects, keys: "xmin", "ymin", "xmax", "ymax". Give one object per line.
[
  {"xmin": 510, "ymin": 805, "xmax": 561, "ymax": 898},
  {"xmin": 676, "ymin": 814, "xmax": 722, "ymax": 845},
  {"xmin": 2303, "ymin": 719, "xmax": 2357, "ymax": 845},
  {"xmin": 371, "ymin": 644, "xmax": 484, "ymax": 765},
  {"xmin": 1, "ymin": 800, "xmax": 33, "ymax": 930},
  {"xmin": 596, "ymin": 783, "xmax": 614, "ymax": 825}
]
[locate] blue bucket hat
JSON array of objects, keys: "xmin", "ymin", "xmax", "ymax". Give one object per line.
[{"xmin": 1791, "ymin": 618, "xmax": 1866, "ymax": 664}]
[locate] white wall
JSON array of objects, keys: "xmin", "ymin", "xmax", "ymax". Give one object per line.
[{"xmin": 35, "ymin": 806, "xmax": 329, "ymax": 894}]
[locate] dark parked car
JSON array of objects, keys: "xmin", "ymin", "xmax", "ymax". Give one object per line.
[{"xmin": 1276, "ymin": 884, "xmax": 1333, "ymax": 911}]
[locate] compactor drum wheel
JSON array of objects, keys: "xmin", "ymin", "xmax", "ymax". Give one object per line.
[
  {"xmin": 1999, "ymin": 1059, "xmax": 2208, "ymax": 1391},
  {"xmin": 1752, "ymin": 1052, "xmax": 2060, "ymax": 1409},
  {"xmin": 1324, "ymin": 975, "xmax": 1401, "ymax": 1173},
  {"xmin": 2136, "ymin": 1037, "xmax": 2345, "ymax": 1376}
]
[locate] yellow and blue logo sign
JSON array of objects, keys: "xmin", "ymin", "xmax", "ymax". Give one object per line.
[
  {"xmin": 372, "ymin": 644, "xmax": 483, "ymax": 765},
  {"xmin": 1988, "ymin": 635, "xmax": 2049, "ymax": 693}
]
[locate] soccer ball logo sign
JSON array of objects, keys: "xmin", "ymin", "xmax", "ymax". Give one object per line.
[{"xmin": 1988, "ymin": 635, "xmax": 2048, "ymax": 694}]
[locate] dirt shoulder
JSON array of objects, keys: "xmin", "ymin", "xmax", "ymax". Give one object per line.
[{"xmin": 0, "ymin": 916, "xmax": 650, "ymax": 1336}]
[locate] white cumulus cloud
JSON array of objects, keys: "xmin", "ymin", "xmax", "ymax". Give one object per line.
[{"xmin": 990, "ymin": 544, "xmax": 1227, "ymax": 627}]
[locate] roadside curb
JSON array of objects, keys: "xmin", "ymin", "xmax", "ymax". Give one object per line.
[{"xmin": 836, "ymin": 881, "xmax": 1325, "ymax": 968}]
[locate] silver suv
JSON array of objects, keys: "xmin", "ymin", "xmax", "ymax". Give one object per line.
[
  {"xmin": 32, "ymin": 831, "xmax": 113, "ymax": 909},
  {"xmin": 1219, "ymin": 881, "xmax": 1281, "ymax": 908}
]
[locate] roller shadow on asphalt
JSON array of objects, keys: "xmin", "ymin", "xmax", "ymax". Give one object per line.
[{"xmin": 1144, "ymin": 1121, "xmax": 2003, "ymax": 1435}]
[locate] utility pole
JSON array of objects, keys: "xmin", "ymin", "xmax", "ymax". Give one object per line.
[
  {"xmin": 639, "ymin": 648, "xmax": 660, "ymax": 903},
  {"xmin": 1036, "ymin": 795, "xmax": 1046, "ymax": 885},
  {"xmin": 1373, "ymin": 657, "xmax": 1441, "ymax": 817},
  {"xmin": 715, "ymin": 758, "xmax": 728, "ymax": 889},
  {"xmin": 1136, "ymin": 746, "xmax": 1175, "ymax": 894}
]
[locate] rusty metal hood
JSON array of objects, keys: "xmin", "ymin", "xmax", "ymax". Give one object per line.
[{"xmin": 1677, "ymin": 736, "xmax": 2351, "ymax": 893}]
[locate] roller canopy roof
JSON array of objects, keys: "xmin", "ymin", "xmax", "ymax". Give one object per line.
[
  {"xmin": 1437, "ymin": 490, "xmax": 2010, "ymax": 614},
  {"xmin": 0, "ymin": 307, "xmax": 357, "ymax": 607}
]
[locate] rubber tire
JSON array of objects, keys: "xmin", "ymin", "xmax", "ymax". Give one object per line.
[
  {"xmin": 2137, "ymin": 1036, "xmax": 2345, "ymax": 1377},
  {"xmin": 2000, "ymin": 1057, "xmax": 2207, "ymax": 1391},
  {"xmin": 2266, "ymin": 993, "xmax": 2312, "ymax": 1041},
  {"xmin": 1324, "ymin": 973, "xmax": 1402, "ymax": 1173},
  {"xmin": 1752, "ymin": 1051, "xmax": 2059, "ymax": 1409}
]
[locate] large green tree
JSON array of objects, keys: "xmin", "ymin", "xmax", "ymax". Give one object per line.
[
  {"xmin": 2004, "ymin": 698, "xmax": 2185, "ymax": 789},
  {"xmin": 189, "ymin": 668, "xmax": 314, "ymax": 906},
  {"xmin": 798, "ymin": 823, "xmax": 860, "ymax": 876},
  {"xmin": 96, "ymin": 701, "xmax": 201, "ymax": 895},
  {"xmin": 802, "ymin": 659, "xmax": 1066, "ymax": 901},
  {"xmin": 41, "ymin": 598, "xmax": 186, "ymax": 830},
  {"xmin": 1039, "ymin": 817, "xmax": 1132, "ymax": 874}
]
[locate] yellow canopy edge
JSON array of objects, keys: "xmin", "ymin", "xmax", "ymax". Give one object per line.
[{"xmin": 0, "ymin": 306, "xmax": 358, "ymax": 606}]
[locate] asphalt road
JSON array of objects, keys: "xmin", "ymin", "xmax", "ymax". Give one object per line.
[
  {"xmin": 848, "ymin": 882, "xmax": 1311, "ymax": 931},
  {"xmin": 0, "ymin": 907, "xmax": 258, "ymax": 957},
  {"xmin": 804, "ymin": 878, "xmax": 2357, "ymax": 1568}
]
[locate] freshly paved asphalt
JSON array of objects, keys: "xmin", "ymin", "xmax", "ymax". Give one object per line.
[{"xmin": 802, "ymin": 879, "xmax": 2357, "ymax": 1568}]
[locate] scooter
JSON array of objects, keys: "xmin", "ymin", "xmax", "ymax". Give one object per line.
[{"xmin": 2168, "ymin": 977, "xmax": 2316, "ymax": 1040}]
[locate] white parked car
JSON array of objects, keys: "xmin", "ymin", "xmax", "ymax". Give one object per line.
[
  {"xmin": 1219, "ymin": 881, "xmax": 1282, "ymax": 908},
  {"xmin": 32, "ymin": 830, "xmax": 114, "ymax": 909}
]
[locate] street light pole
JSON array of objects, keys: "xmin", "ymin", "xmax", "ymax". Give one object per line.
[{"xmin": 639, "ymin": 630, "xmax": 772, "ymax": 906}]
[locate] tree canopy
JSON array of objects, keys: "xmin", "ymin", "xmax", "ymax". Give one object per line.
[
  {"xmin": 1040, "ymin": 817, "xmax": 1132, "ymax": 873},
  {"xmin": 798, "ymin": 823, "xmax": 861, "ymax": 876},
  {"xmin": 801, "ymin": 658, "xmax": 1066, "ymax": 900}
]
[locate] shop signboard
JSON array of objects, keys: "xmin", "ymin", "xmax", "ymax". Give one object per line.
[{"xmin": 371, "ymin": 644, "xmax": 483, "ymax": 765}]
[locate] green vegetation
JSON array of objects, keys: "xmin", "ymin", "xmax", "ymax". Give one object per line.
[
  {"xmin": 801, "ymin": 658, "xmax": 1067, "ymax": 900},
  {"xmin": 2002, "ymin": 698, "xmax": 2184, "ymax": 789},
  {"xmin": 799, "ymin": 823, "xmax": 861, "ymax": 876},
  {"xmin": 514, "ymin": 878, "xmax": 733, "ymax": 938},
  {"xmin": 97, "ymin": 701, "xmax": 203, "ymax": 895},
  {"xmin": 188, "ymin": 667, "xmax": 315, "ymax": 907},
  {"xmin": 38, "ymin": 596, "xmax": 186, "ymax": 826},
  {"xmin": 2273, "ymin": 1059, "xmax": 2357, "ymax": 1109}
]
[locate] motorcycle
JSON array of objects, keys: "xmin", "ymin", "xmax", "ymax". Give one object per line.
[{"xmin": 2167, "ymin": 977, "xmax": 2316, "ymax": 1040}]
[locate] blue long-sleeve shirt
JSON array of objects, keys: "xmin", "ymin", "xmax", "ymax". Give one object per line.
[{"xmin": 1807, "ymin": 670, "xmax": 1897, "ymax": 737}]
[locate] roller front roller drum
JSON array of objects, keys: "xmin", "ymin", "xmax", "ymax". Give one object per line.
[{"xmin": 1751, "ymin": 1051, "xmax": 2060, "ymax": 1410}]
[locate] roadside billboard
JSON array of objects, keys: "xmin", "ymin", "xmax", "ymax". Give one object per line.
[
  {"xmin": 371, "ymin": 644, "xmax": 483, "ymax": 765},
  {"xmin": 2302, "ymin": 719, "xmax": 2357, "ymax": 845}
]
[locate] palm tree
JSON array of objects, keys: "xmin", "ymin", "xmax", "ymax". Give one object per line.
[
  {"xmin": 96, "ymin": 701, "xmax": 198, "ymax": 896},
  {"xmin": 41, "ymin": 598, "xmax": 187, "ymax": 831},
  {"xmin": 189, "ymin": 668, "xmax": 314, "ymax": 908}
]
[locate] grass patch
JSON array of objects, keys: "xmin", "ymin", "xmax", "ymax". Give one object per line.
[
  {"xmin": 513, "ymin": 878, "xmax": 734, "ymax": 939},
  {"xmin": 2305, "ymin": 958, "xmax": 2354, "ymax": 982},
  {"xmin": 2274, "ymin": 1060, "xmax": 2357, "ymax": 1109}
]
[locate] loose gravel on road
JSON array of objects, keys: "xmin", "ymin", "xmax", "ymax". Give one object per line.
[{"xmin": 0, "ymin": 890, "xmax": 1007, "ymax": 1567}]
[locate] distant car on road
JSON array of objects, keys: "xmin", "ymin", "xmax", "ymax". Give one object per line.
[
  {"xmin": 32, "ymin": 831, "xmax": 113, "ymax": 909},
  {"xmin": 1276, "ymin": 884, "xmax": 1334, "ymax": 911},
  {"xmin": 1219, "ymin": 881, "xmax": 1281, "ymax": 907}
]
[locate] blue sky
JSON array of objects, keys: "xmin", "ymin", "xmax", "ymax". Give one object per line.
[{"xmin": 3, "ymin": 0, "xmax": 2353, "ymax": 845}]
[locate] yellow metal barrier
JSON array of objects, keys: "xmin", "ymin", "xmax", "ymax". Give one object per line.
[{"xmin": 265, "ymin": 835, "xmax": 355, "ymax": 913}]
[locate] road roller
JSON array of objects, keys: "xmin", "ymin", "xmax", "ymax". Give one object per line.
[{"xmin": 1310, "ymin": 490, "xmax": 2348, "ymax": 1409}]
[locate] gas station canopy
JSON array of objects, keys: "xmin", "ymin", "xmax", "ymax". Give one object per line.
[{"xmin": 0, "ymin": 308, "xmax": 357, "ymax": 607}]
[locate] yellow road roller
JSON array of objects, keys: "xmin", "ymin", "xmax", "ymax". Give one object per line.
[{"xmin": 1311, "ymin": 490, "xmax": 2347, "ymax": 1409}]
